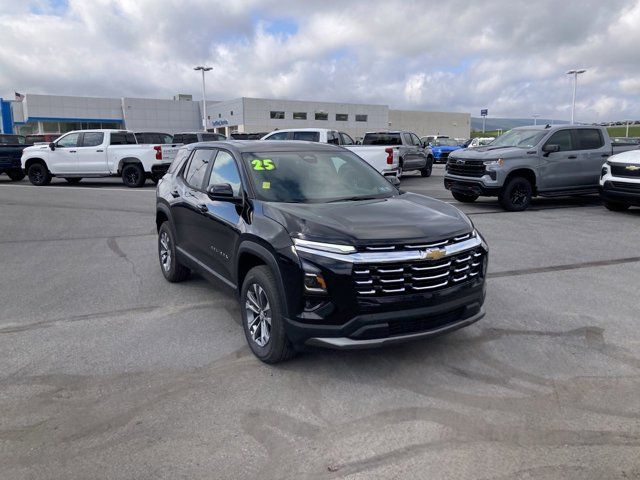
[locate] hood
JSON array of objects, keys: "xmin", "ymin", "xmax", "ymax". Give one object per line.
[
  {"xmin": 262, "ymin": 193, "xmax": 473, "ymax": 246},
  {"xmin": 23, "ymin": 144, "xmax": 50, "ymax": 153},
  {"xmin": 432, "ymin": 145, "xmax": 461, "ymax": 153},
  {"xmin": 450, "ymin": 146, "xmax": 526, "ymax": 160},
  {"xmin": 608, "ymin": 149, "xmax": 640, "ymax": 164}
]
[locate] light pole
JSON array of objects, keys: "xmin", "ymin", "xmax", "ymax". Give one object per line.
[
  {"xmin": 566, "ymin": 69, "xmax": 586, "ymax": 124},
  {"xmin": 532, "ymin": 114, "xmax": 540, "ymax": 125},
  {"xmin": 194, "ymin": 66, "xmax": 212, "ymax": 131}
]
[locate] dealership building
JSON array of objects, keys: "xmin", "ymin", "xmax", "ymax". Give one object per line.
[{"xmin": 0, "ymin": 93, "xmax": 470, "ymax": 139}]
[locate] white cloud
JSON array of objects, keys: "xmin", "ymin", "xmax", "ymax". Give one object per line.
[{"xmin": 1, "ymin": 0, "xmax": 640, "ymax": 121}]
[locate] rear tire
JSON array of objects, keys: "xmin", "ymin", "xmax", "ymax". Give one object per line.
[
  {"xmin": 241, "ymin": 266, "xmax": 296, "ymax": 364},
  {"xmin": 122, "ymin": 163, "xmax": 146, "ymax": 188},
  {"xmin": 64, "ymin": 177, "xmax": 82, "ymax": 184},
  {"xmin": 499, "ymin": 176, "xmax": 532, "ymax": 211},
  {"xmin": 6, "ymin": 170, "xmax": 25, "ymax": 181},
  {"xmin": 604, "ymin": 201, "xmax": 630, "ymax": 212},
  {"xmin": 158, "ymin": 222, "xmax": 190, "ymax": 282},
  {"xmin": 452, "ymin": 191, "xmax": 479, "ymax": 203},
  {"xmin": 27, "ymin": 162, "xmax": 52, "ymax": 186}
]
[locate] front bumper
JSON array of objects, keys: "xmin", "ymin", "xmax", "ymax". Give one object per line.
[
  {"xmin": 599, "ymin": 180, "xmax": 640, "ymax": 206},
  {"xmin": 444, "ymin": 176, "xmax": 501, "ymax": 196},
  {"xmin": 284, "ymin": 277, "xmax": 486, "ymax": 349}
]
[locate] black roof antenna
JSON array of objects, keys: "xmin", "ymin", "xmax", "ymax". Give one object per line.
[{"xmin": 545, "ymin": 124, "xmax": 551, "ymax": 129}]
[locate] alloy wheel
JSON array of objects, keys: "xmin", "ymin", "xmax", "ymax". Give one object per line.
[
  {"xmin": 159, "ymin": 231, "xmax": 172, "ymax": 272},
  {"xmin": 245, "ymin": 283, "xmax": 272, "ymax": 347}
]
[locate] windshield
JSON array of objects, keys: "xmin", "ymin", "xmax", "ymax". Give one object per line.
[
  {"xmin": 433, "ymin": 138, "xmax": 459, "ymax": 146},
  {"xmin": 491, "ymin": 129, "xmax": 548, "ymax": 148},
  {"xmin": 241, "ymin": 150, "xmax": 396, "ymax": 203}
]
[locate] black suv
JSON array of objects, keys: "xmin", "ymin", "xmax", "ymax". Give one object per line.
[{"xmin": 156, "ymin": 141, "xmax": 488, "ymax": 363}]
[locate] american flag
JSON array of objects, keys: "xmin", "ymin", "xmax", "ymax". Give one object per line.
[{"xmin": 14, "ymin": 92, "xmax": 24, "ymax": 101}]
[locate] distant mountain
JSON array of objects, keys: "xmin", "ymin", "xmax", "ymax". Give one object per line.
[{"xmin": 471, "ymin": 117, "xmax": 569, "ymax": 132}]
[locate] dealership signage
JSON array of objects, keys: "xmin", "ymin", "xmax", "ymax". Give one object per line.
[
  {"xmin": 480, "ymin": 109, "xmax": 488, "ymax": 117},
  {"xmin": 212, "ymin": 119, "xmax": 229, "ymax": 127}
]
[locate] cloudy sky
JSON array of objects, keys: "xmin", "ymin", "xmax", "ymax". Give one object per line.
[{"xmin": 1, "ymin": 0, "xmax": 639, "ymax": 121}]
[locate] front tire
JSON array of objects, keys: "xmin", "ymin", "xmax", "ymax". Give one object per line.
[
  {"xmin": 604, "ymin": 201, "xmax": 630, "ymax": 212},
  {"xmin": 122, "ymin": 163, "xmax": 146, "ymax": 188},
  {"xmin": 420, "ymin": 157, "xmax": 433, "ymax": 177},
  {"xmin": 158, "ymin": 222, "xmax": 190, "ymax": 282},
  {"xmin": 241, "ymin": 266, "xmax": 296, "ymax": 364},
  {"xmin": 452, "ymin": 191, "xmax": 479, "ymax": 203},
  {"xmin": 6, "ymin": 169, "xmax": 25, "ymax": 181},
  {"xmin": 27, "ymin": 162, "xmax": 52, "ymax": 186},
  {"xmin": 64, "ymin": 177, "xmax": 82, "ymax": 184},
  {"xmin": 499, "ymin": 176, "xmax": 532, "ymax": 211}
]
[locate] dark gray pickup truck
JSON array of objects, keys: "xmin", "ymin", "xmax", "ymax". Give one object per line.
[
  {"xmin": 444, "ymin": 125, "xmax": 639, "ymax": 211},
  {"xmin": 362, "ymin": 131, "xmax": 434, "ymax": 178},
  {"xmin": 0, "ymin": 134, "xmax": 27, "ymax": 181}
]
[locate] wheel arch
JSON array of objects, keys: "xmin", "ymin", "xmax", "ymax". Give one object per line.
[
  {"xmin": 118, "ymin": 157, "xmax": 143, "ymax": 174},
  {"xmin": 504, "ymin": 168, "xmax": 537, "ymax": 194},
  {"xmin": 24, "ymin": 157, "xmax": 47, "ymax": 171}
]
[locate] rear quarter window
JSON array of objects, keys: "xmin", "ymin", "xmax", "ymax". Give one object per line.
[{"xmin": 576, "ymin": 129, "xmax": 604, "ymax": 150}]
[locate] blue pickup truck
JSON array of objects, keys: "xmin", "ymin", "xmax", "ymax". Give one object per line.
[
  {"xmin": 426, "ymin": 137, "xmax": 463, "ymax": 164},
  {"xmin": 0, "ymin": 134, "xmax": 28, "ymax": 181}
]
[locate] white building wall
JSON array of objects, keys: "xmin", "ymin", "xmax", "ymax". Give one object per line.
[
  {"xmin": 122, "ymin": 97, "xmax": 201, "ymax": 133},
  {"xmin": 23, "ymin": 94, "xmax": 122, "ymax": 121},
  {"xmin": 388, "ymin": 110, "xmax": 470, "ymax": 138},
  {"xmin": 205, "ymin": 98, "xmax": 244, "ymax": 134}
]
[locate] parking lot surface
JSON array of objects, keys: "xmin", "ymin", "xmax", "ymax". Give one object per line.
[{"xmin": 1, "ymin": 166, "xmax": 639, "ymax": 479}]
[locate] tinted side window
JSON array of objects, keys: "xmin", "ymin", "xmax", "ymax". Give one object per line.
[
  {"xmin": 207, "ymin": 150, "xmax": 242, "ymax": 196},
  {"xmin": 167, "ymin": 148, "xmax": 190, "ymax": 174},
  {"xmin": 183, "ymin": 149, "xmax": 214, "ymax": 189},
  {"xmin": 81, "ymin": 132, "xmax": 104, "ymax": 147},
  {"xmin": 183, "ymin": 134, "xmax": 198, "ymax": 144},
  {"xmin": 57, "ymin": 133, "xmax": 80, "ymax": 148},
  {"xmin": 172, "ymin": 134, "xmax": 183, "ymax": 143},
  {"xmin": 293, "ymin": 131, "xmax": 320, "ymax": 142},
  {"xmin": 576, "ymin": 129, "xmax": 604, "ymax": 150},
  {"xmin": 110, "ymin": 133, "xmax": 126, "ymax": 145},
  {"xmin": 265, "ymin": 132, "xmax": 289, "ymax": 140},
  {"xmin": 326, "ymin": 131, "xmax": 340, "ymax": 145},
  {"xmin": 410, "ymin": 133, "xmax": 421, "ymax": 146},
  {"xmin": 125, "ymin": 133, "xmax": 137, "ymax": 144},
  {"xmin": 202, "ymin": 133, "xmax": 225, "ymax": 141},
  {"xmin": 340, "ymin": 132, "xmax": 355, "ymax": 145},
  {"xmin": 546, "ymin": 130, "xmax": 574, "ymax": 151}
]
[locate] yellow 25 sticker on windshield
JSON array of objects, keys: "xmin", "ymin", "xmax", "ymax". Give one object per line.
[{"xmin": 251, "ymin": 159, "xmax": 275, "ymax": 171}]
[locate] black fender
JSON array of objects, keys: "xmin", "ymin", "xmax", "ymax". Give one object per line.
[{"xmin": 236, "ymin": 240, "xmax": 292, "ymax": 318}]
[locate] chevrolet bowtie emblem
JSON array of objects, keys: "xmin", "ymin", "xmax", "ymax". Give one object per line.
[
  {"xmin": 422, "ymin": 248, "xmax": 446, "ymax": 261},
  {"xmin": 625, "ymin": 165, "xmax": 640, "ymax": 171},
  {"xmin": 456, "ymin": 159, "xmax": 465, "ymax": 165}
]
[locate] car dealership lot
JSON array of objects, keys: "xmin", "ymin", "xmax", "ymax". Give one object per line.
[{"xmin": 1, "ymin": 166, "xmax": 639, "ymax": 479}]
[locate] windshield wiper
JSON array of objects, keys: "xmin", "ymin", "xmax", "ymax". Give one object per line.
[{"xmin": 327, "ymin": 196, "xmax": 381, "ymax": 203}]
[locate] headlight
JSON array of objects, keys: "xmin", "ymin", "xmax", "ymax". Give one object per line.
[
  {"xmin": 292, "ymin": 238, "xmax": 356, "ymax": 254},
  {"xmin": 483, "ymin": 158, "xmax": 504, "ymax": 167}
]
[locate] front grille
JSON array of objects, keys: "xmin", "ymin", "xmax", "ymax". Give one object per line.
[
  {"xmin": 388, "ymin": 308, "xmax": 466, "ymax": 336},
  {"xmin": 611, "ymin": 181, "xmax": 640, "ymax": 192},
  {"xmin": 446, "ymin": 159, "xmax": 486, "ymax": 177},
  {"xmin": 353, "ymin": 247, "xmax": 485, "ymax": 296},
  {"xmin": 440, "ymin": 152, "xmax": 450, "ymax": 160},
  {"xmin": 611, "ymin": 163, "xmax": 640, "ymax": 178}
]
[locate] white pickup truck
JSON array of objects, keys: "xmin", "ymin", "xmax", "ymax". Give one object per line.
[
  {"xmin": 21, "ymin": 129, "xmax": 179, "ymax": 187},
  {"xmin": 260, "ymin": 128, "xmax": 400, "ymax": 177}
]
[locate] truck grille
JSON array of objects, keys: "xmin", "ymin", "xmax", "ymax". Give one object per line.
[
  {"xmin": 446, "ymin": 159, "xmax": 486, "ymax": 177},
  {"xmin": 611, "ymin": 181, "xmax": 640, "ymax": 192},
  {"xmin": 610, "ymin": 163, "xmax": 640, "ymax": 178},
  {"xmin": 353, "ymin": 247, "xmax": 485, "ymax": 296}
]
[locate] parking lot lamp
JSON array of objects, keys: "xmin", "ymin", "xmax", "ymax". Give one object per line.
[
  {"xmin": 566, "ymin": 69, "xmax": 586, "ymax": 124},
  {"xmin": 194, "ymin": 66, "xmax": 213, "ymax": 131}
]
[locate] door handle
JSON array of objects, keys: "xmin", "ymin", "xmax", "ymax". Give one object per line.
[
  {"xmin": 69, "ymin": 150, "xmax": 77, "ymax": 153},
  {"xmin": 197, "ymin": 203, "xmax": 208, "ymax": 213},
  {"xmin": 96, "ymin": 149, "xmax": 104, "ymax": 152},
  {"xmin": 601, "ymin": 154, "xmax": 609, "ymax": 158},
  {"xmin": 567, "ymin": 155, "xmax": 577, "ymax": 159}
]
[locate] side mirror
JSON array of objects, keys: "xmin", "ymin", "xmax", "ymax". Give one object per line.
[
  {"xmin": 542, "ymin": 144, "xmax": 559, "ymax": 156},
  {"xmin": 49, "ymin": 142, "xmax": 56, "ymax": 151},
  {"xmin": 206, "ymin": 183, "xmax": 240, "ymax": 202},
  {"xmin": 387, "ymin": 175, "xmax": 401, "ymax": 187}
]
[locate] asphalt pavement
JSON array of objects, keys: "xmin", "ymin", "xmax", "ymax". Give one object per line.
[{"xmin": 1, "ymin": 166, "xmax": 639, "ymax": 479}]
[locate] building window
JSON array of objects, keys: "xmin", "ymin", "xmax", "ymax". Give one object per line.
[
  {"xmin": 315, "ymin": 112, "xmax": 328, "ymax": 121},
  {"xmin": 355, "ymin": 114, "xmax": 368, "ymax": 122},
  {"xmin": 336, "ymin": 114, "xmax": 348, "ymax": 121},
  {"xmin": 218, "ymin": 113, "xmax": 221, "ymax": 118},
  {"xmin": 270, "ymin": 111, "xmax": 285, "ymax": 119},
  {"xmin": 293, "ymin": 112, "xmax": 307, "ymax": 120},
  {"xmin": 230, "ymin": 111, "xmax": 233, "ymax": 116}
]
